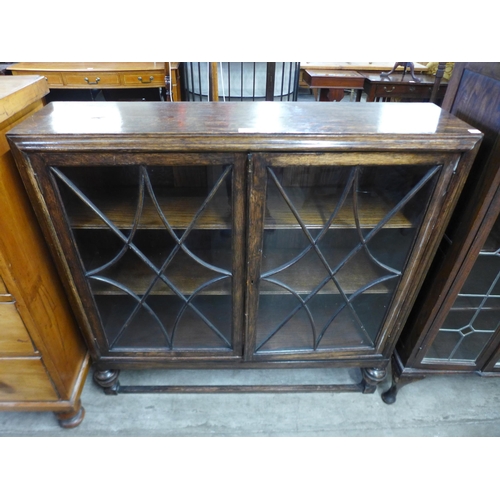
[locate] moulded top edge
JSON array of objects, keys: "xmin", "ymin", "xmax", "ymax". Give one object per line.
[
  {"xmin": 7, "ymin": 133, "xmax": 481, "ymax": 154},
  {"xmin": 6, "ymin": 101, "xmax": 483, "ymax": 149}
]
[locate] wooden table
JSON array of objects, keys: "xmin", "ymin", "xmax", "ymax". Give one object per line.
[
  {"xmin": 362, "ymin": 72, "xmax": 448, "ymax": 102},
  {"xmin": 301, "ymin": 62, "xmax": 428, "ymax": 72},
  {"xmin": 7, "ymin": 62, "xmax": 181, "ymax": 101},
  {"xmin": 300, "ymin": 63, "xmax": 429, "ymax": 101},
  {"xmin": 302, "ymin": 69, "xmax": 366, "ymax": 101}
]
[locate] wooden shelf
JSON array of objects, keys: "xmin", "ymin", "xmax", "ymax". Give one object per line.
[
  {"xmin": 66, "ymin": 189, "xmax": 232, "ymax": 230},
  {"xmin": 254, "ymin": 294, "xmax": 387, "ymax": 352},
  {"xmin": 265, "ymin": 188, "xmax": 413, "ymax": 229},
  {"xmin": 84, "ymin": 246, "xmax": 233, "ymax": 296},
  {"xmin": 82, "ymin": 241, "xmax": 402, "ymax": 296},
  {"xmin": 66, "ymin": 186, "xmax": 412, "ymax": 230},
  {"xmin": 260, "ymin": 248, "xmax": 399, "ymax": 295},
  {"xmin": 96, "ymin": 295, "xmax": 233, "ymax": 351}
]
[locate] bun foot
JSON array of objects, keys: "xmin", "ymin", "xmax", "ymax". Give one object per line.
[
  {"xmin": 55, "ymin": 399, "xmax": 85, "ymax": 428},
  {"xmin": 93, "ymin": 369, "xmax": 120, "ymax": 395},
  {"xmin": 361, "ymin": 367, "xmax": 387, "ymax": 394}
]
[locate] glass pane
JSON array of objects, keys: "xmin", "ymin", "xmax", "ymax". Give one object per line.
[
  {"xmin": 53, "ymin": 162, "xmax": 234, "ymax": 353},
  {"xmin": 424, "ymin": 213, "xmax": 500, "ymax": 363},
  {"xmin": 255, "ymin": 163, "xmax": 440, "ymax": 354}
]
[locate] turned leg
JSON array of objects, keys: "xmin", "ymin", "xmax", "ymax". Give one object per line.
[
  {"xmin": 381, "ymin": 371, "xmax": 426, "ymax": 404},
  {"xmin": 381, "ymin": 378, "xmax": 399, "ymax": 404},
  {"xmin": 361, "ymin": 367, "xmax": 387, "ymax": 394},
  {"xmin": 93, "ymin": 369, "xmax": 121, "ymax": 395},
  {"xmin": 55, "ymin": 398, "xmax": 85, "ymax": 429}
]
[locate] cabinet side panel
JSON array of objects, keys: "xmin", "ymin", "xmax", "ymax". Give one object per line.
[{"xmin": 2, "ymin": 147, "xmax": 88, "ymax": 398}]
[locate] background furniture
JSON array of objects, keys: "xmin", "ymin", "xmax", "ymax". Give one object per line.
[
  {"xmin": 180, "ymin": 62, "xmax": 300, "ymax": 101},
  {"xmin": 430, "ymin": 62, "xmax": 447, "ymax": 103},
  {"xmin": 0, "ymin": 76, "xmax": 89, "ymax": 427},
  {"xmin": 7, "ymin": 62, "xmax": 181, "ymax": 102},
  {"xmin": 362, "ymin": 72, "xmax": 448, "ymax": 102},
  {"xmin": 383, "ymin": 63, "xmax": 500, "ymax": 403},
  {"xmin": 299, "ymin": 62, "xmax": 428, "ymax": 89},
  {"xmin": 8, "ymin": 102, "xmax": 480, "ymax": 395},
  {"xmin": 302, "ymin": 70, "xmax": 365, "ymax": 102}
]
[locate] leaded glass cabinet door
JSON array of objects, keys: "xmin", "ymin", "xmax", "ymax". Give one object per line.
[
  {"xmin": 47, "ymin": 153, "xmax": 246, "ymax": 361},
  {"xmin": 422, "ymin": 212, "xmax": 500, "ymax": 370},
  {"xmin": 246, "ymin": 153, "xmax": 444, "ymax": 361}
]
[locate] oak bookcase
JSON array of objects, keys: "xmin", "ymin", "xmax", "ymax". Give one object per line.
[{"xmin": 7, "ymin": 101, "xmax": 481, "ymax": 395}]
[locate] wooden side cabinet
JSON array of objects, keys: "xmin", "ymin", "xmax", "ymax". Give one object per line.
[
  {"xmin": 384, "ymin": 63, "xmax": 500, "ymax": 403},
  {"xmin": 0, "ymin": 76, "xmax": 89, "ymax": 427},
  {"xmin": 7, "ymin": 101, "xmax": 481, "ymax": 395},
  {"xmin": 8, "ymin": 62, "xmax": 182, "ymax": 102}
]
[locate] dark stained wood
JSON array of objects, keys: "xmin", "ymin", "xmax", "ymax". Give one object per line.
[
  {"xmin": 362, "ymin": 73, "xmax": 449, "ymax": 103},
  {"xmin": 430, "ymin": 62, "xmax": 447, "ymax": 104},
  {"xmin": 230, "ymin": 154, "xmax": 247, "ymax": 357},
  {"xmin": 8, "ymin": 102, "xmax": 480, "ymax": 152},
  {"xmin": 302, "ymin": 70, "xmax": 365, "ymax": 102},
  {"xmin": 265, "ymin": 62, "xmax": 276, "ymax": 102},
  {"xmin": 245, "ymin": 154, "xmax": 267, "ymax": 361},
  {"xmin": 303, "ymin": 69, "xmax": 366, "ymax": 89},
  {"xmin": 7, "ymin": 101, "xmax": 482, "ymax": 394},
  {"xmin": 118, "ymin": 383, "xmax": 364, "ymax": 393},
  {"xmin": 393, "ymin": 63, "xmax": 500, "ymax": 392}
]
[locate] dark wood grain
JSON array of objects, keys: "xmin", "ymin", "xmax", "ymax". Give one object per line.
[
  {"xmin": 6, "ymin": 101, "xmax": 482, "ymax": 393},
  {"xmin": 8, "ymin": 102, "xmax": 480, "ymax": 153},
  {"xmin": 395, "ymin": 62, "xmax": 500, "ymax": 381},
  {"xmin": 362, "ymin": 73, "xmax": 448, "ymax": 103}
]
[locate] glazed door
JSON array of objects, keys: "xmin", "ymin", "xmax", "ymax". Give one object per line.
[
  {"xmin": 44, "ymin": 152, "xmax": 246, "ymax": 361},
  {"xmin": 245, "ymin": 152, "xmax": 446, "ymax": 361},
  {"xmin": 421, "ymin": 211, "xmax": 500, "ymax": 371}
]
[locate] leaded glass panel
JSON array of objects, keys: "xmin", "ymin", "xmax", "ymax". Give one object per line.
[
  {"xmin": 424, "ymin": 213, "xmax": 500, "ymax": 363},
  {"xmin": 52, "ymin": 162, "xmax": 236, "ymax": 354},
  {"xmin": 254, "ymin": 163, "xmax": 440, "ymax": 354}
]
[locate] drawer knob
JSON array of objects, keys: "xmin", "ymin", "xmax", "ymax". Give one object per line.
[
  {"xmin": 84, "ymin": 77, "xmax": 101, "ymax": 85},
  {"xmin": 138, "ymin": 76, "xmax": 154, "ymax": 84},
  {"xmin": 383, "ymin": 86, "xmax": 395, "ymax": 93}
]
